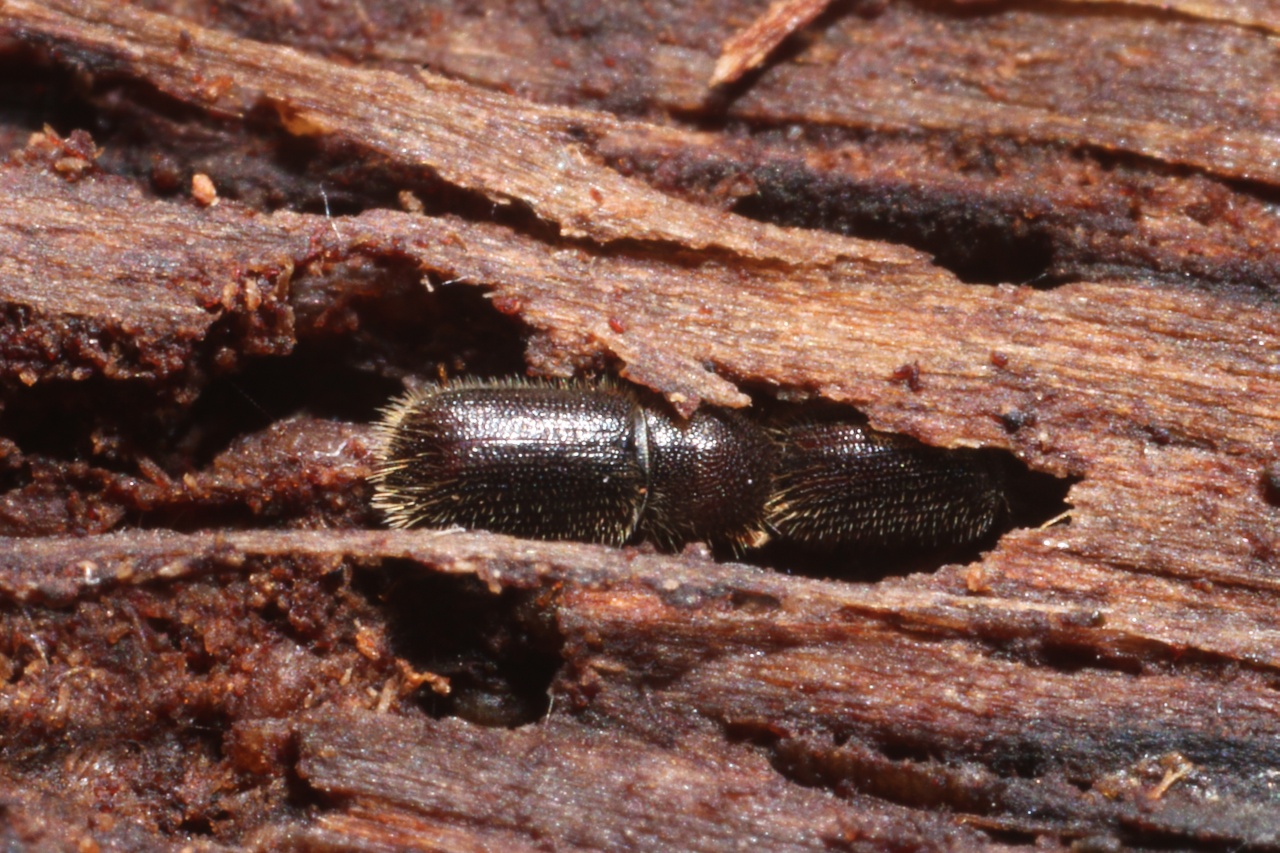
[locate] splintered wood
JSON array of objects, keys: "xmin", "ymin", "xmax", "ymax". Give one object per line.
[{"xmin": 0, "ymin": 0, "xmax": 1277, "ymax": 850}]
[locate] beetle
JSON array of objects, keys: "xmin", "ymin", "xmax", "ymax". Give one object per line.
[{"xmin": 372, "ymin": 379, "xmax": 1006, "ymax": 552}]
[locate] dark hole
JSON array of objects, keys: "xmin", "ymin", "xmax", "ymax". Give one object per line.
[
  {"xmin": 873, "ymin": 739, "xmax": 935, "ymax": 766},
  {"xmin": 177, "ymin": 268, "xmax": 527, "ymax": 469},
  {"xmin": 723, "ymin": 719, "xmax": 784, "ymax": 748},
  {"xmin": 0, "ymin": 264, "xmax": 526, "ymax": 470},
  {"xmin": 1263, "ymin": 462, "xmax": 1280, "ymax": 507},
  {"xmin": 0, "ymin": 40, "xmax": 551, "ymax": 237},
  {"xmin": 732, "ymin": 172, "xmax": 1059, "ymax": 286},
  {"xmin": 0, "ymin": 377, "xmax": 174, "ymax": 476},
  {"xmin": 172, "ymin": 349, "xmax": 402, "ymax": 467},
  {"xmin": 177, "ymin": 815, "xmax": 214, "ymax": 836},
  {"xmin": 372, "ymin": 565, "xmax": 562, "ymax": 727},
  {"xmin": 1030, "ymin": 639, "xmax": 1143, "ymax": 676},
  {"xmin": 0, "ymin": 44, "xmax": 99, "ymax": 142}
]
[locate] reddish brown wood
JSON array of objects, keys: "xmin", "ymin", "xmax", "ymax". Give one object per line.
[
  {"xmin": 0, "ymin": 1, "xmax": 1277, "ymax": 850},
  {"xmin": 710, "ymin": 0, "xmax": 831, "ymax": 87}
]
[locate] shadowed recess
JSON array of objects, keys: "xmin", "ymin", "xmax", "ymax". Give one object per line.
[
  {"xmin": 372, "ymin": 566, "xmax": 562, "ymax": 727},
  {"xmin": 731, "ymin": 164, "xmax": 1060, "ymax": 286}
]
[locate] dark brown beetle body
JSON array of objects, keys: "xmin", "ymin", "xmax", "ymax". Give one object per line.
[
  {"xmin": 374, "ymin": 382, "xmax": 648, "ymax": 543},
  {"xmin": 767, "ymin": 416, "xmax": 1006, "ymax": 549},
  {"xmin": 372, "ymin": 380, "xmax": 1006, "ymax": 552}
]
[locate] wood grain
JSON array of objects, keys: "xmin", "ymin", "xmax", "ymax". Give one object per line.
[{"xmin": 0, "ymin": 0, "xmax": 1277, "ymax": 849}]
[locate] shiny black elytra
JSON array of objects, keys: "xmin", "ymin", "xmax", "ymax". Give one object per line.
[{"xmin": 372, "ymin": 380, "xmax": 1006, "ymax": 552}]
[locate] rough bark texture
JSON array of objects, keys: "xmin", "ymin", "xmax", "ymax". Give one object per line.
[{"xmin": 0, "ymin": 0, "xmax": 1278, "ymax": 850}]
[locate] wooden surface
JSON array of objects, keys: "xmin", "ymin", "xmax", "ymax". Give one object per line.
[{"xmin": 0, "ymin": 1, "xmax": 1278, "ymax": 850}]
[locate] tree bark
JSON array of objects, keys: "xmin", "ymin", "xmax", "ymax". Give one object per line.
[{"xmin": 0, "ymin": 1, "xmax": 1277, "ymax": 850}]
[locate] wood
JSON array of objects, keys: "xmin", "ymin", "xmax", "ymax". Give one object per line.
[
  {"xmin": 0, "ymin": 0, "xmax": 1277, "ymax": 849},
  {"xmin": 710, "ymin": 0, "xmax": 832, "ymax": 87}
]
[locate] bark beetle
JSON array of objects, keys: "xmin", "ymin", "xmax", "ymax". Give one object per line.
[{"xmin": 0, "ymin": 1, "xmax": 1278, "ymax": 850}]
